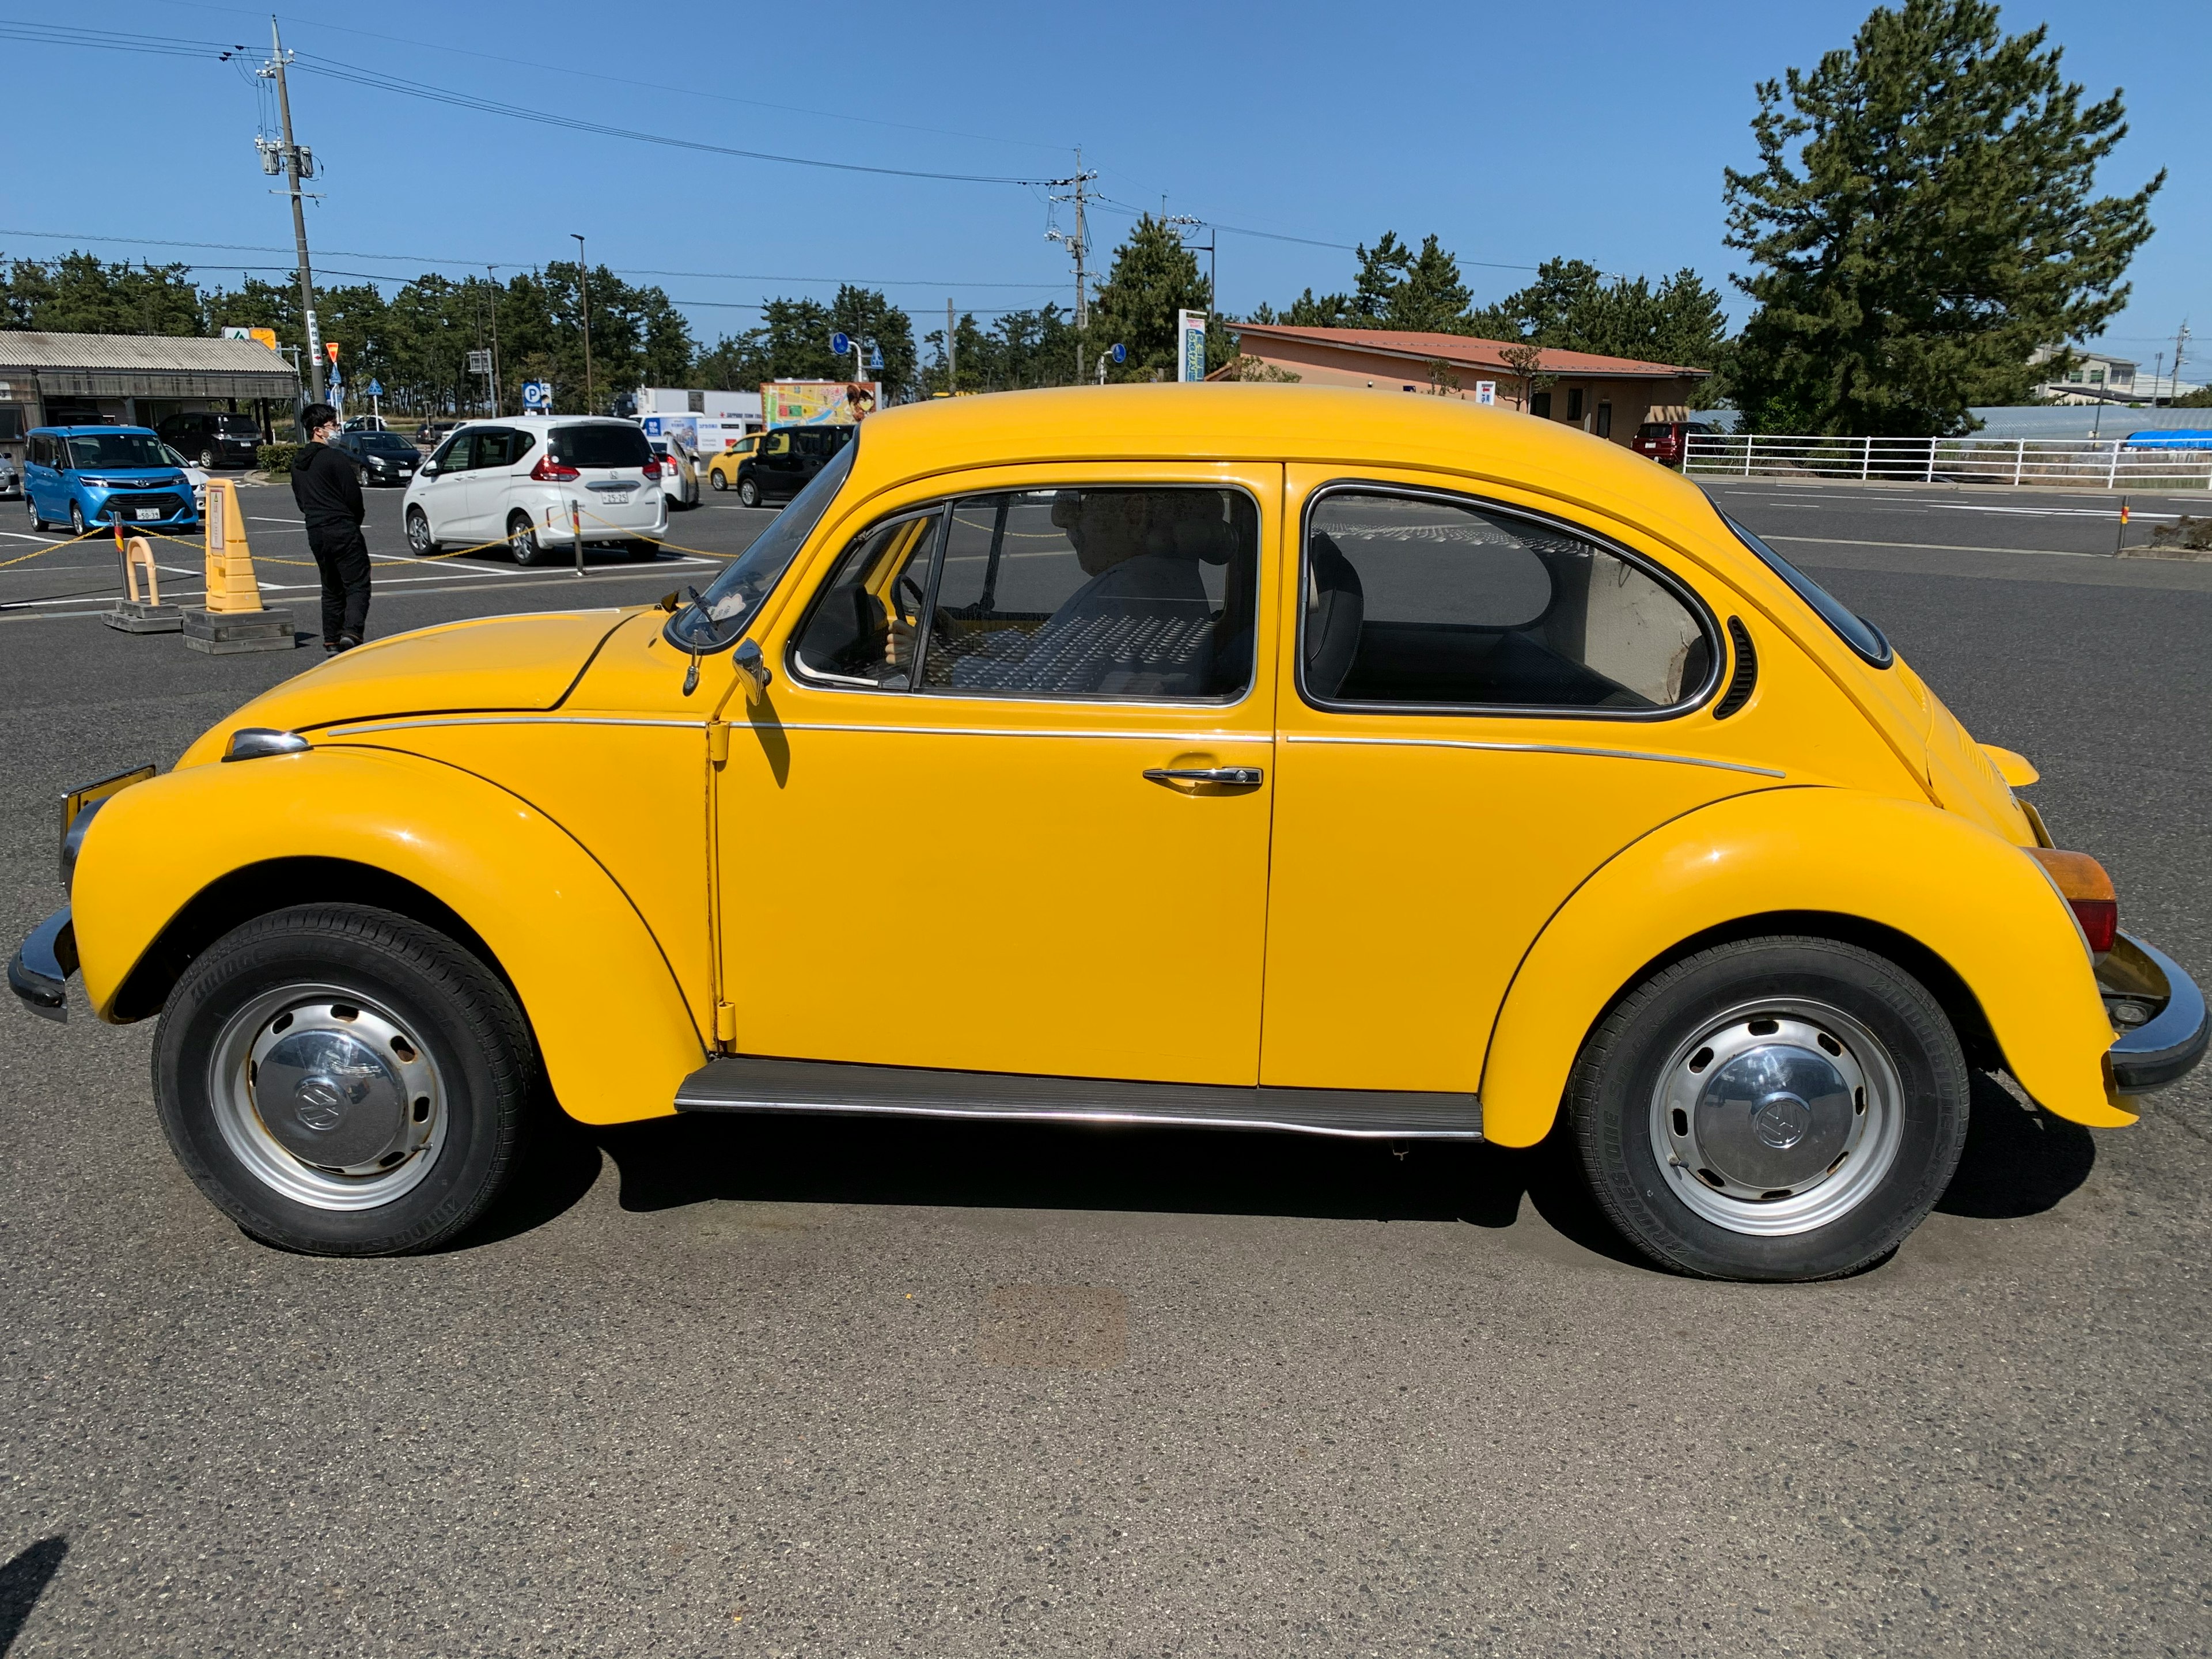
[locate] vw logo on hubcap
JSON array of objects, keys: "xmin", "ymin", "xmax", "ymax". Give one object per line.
[
  {"xmin": 294, "ymin": 1076, "xmax": 346, "ymax": 1132},
  {"xmin": 1752, "ymin": 1090, "xmax": 1814, "ymax": 1150}
]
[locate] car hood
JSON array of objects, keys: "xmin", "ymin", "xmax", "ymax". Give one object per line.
[{"xmin": 175, "ymin": 609, "xmax": 633, "ymax": 767}]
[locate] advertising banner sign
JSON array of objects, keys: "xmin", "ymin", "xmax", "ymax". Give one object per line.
[
  {"xmin": 1474, "ymin": 380, "xmax": 1497, "ymax": 406},
  {"xmin": 762, "ymin": 380, "xmax": 881, "ymax": 427},
  {"xmin": 1176, "ymin": 310, "xmax": 1208, "ymax": 383}
]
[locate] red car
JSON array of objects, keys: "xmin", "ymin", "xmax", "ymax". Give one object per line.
[{"xmin": 1633, "ymin": 419, "xmax": 1718, "ymax": 467}]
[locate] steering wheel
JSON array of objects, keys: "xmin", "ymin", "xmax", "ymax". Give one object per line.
[{"xmin": 897, "ymin": 572, "xmax": 960, "ymax": 655}]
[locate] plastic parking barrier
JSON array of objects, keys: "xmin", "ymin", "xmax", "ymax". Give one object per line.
[
  {"xmin": 103, "ymin": 524, "xmax": 183, "ymax": 634},
  {"xmin": 184, "ymin": 480, "xmax": 295, "ymax": 654}
]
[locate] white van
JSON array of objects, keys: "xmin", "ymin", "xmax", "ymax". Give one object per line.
[{"xmin": 401, "ymin": 416, "xmax": 671, "ymax": 565}]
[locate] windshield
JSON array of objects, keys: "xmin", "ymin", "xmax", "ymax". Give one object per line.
[
  {"xmin": 664, "ymin": 432, "xmax": 858, "ymax": 652},
  {"xmin": 358, "ymin": 432, "xmax": 416, "ymax": 454},
  {"xmin": 65, "ymin": 433, "xmax": 169, "ymax": 470},
  {"xmin": 1722, "ymin": 513, "xmax": 1892, "ymax": 667}
]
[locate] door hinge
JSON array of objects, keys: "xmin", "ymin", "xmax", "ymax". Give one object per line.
[
  {"xmin": 714, "ymin": 1001, "xmax": 738, "ymax": 1043},
  {"xmin": 707, "ymin": 721, "xmax": 730, "ymax": 765}
]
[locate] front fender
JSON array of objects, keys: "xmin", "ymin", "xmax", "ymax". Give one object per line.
[
  {"xmin": 73, "ymin": 748, "xmax": 704, "ymax": 1125},
  {"xmin": 1478, "ymin": 788, "xmax": 2128, "ymax": 1146}
]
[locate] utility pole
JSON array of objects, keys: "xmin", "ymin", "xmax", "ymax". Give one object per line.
[
  {"xmin": 1166, "ymin": 214, "xmax": 1217, "ymax": 318},
  {"xmin": 486, "ymin": 267, "xmax": 502, "ymax": 417},
  {"xmin": 2173, "ymin": 321, "xmax": 2192, "ymax": 402},
  {"xmin": 572, "ymin": 233, "xmax": 593, "ymax": 414},
  {"xmin": 260, "ymin": 19, "xmax": 322, "ymax": 404},
  {"xmin": 946, "ymin": 298, "xmax": 956, "ymax": 394},
  {"xmin": 1044, "ymin": 148, "xmax": 1097, "ymax": 382}
]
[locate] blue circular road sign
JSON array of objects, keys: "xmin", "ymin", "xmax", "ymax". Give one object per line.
[
  {"xmin": 1111, "ymin": 343, "xmax": 1127, "ymax": 364},
  {"xmin": 830, "ymin": 331, "xmax": 851, "ymax": 356}
]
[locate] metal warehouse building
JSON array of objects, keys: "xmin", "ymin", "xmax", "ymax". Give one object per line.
[{"xmin": 0, "ymin": 331, "xmax": 302, "ymax": 474}]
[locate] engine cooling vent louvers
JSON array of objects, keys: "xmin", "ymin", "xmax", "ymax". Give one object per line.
[{"xmin": 1714, "ymin": 617, "xmax": 1758, "ymax": 718}]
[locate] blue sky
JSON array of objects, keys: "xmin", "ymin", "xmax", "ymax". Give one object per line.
[{"xmin": 5, "ymin": 1, "xmax": 2205, "ymax": 373}]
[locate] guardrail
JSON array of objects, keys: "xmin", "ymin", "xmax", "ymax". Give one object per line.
[{"xmin": 1684, "ymin": 432, "xmax": 2212, "ymax": 491}]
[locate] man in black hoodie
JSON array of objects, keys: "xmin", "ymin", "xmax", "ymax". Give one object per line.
[{"xmin": 290, "ymin": 402, "xmax": 371, "ymax": 652}]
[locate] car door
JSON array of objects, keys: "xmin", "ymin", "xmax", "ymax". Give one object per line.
[
  {"xmin": 467, "ymin": 427, "xmax": 529, "ymax": 536},
  {"xmin": 418, "ymin": 431, "xmax": 475, "ymax": 539},
  {"xmin": 1259, "ymin": 467, "xmax": 1763, "ymax": 1094},
  {"xmin": 25, "ymin": 434, "xmax": 55, "ymax": 519},
  {"xmin": 719, "ymin": 467, "xmax": 1281, "ymax": 1085},
  {"xmin": 753, "ymin": 430, "xmax": 798, "ymax": 498}
]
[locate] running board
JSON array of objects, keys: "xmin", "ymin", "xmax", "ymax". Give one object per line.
[{"xmin": 674, "ymin": 1055, "xmax": 1482, "ymax": 1141}]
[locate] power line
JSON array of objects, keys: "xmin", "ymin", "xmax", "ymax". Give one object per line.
[
  {"xmin": 0, "ymin": 229, "xmax": 1067, "ymax": 291},
  {"xmin": 0, "ymin": 21, "xmax": 1074, "ymax": 187}
]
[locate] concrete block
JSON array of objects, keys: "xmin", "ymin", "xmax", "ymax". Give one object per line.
[
  {"xmin": 101, "ymin": 601, "xmax": 185, "ymax": 634},
  {"xmin": 182, "ymin": 607, "xmax": 299, "ymax": 655}
]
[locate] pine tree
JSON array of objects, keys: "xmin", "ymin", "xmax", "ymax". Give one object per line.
[
  {"xmin": 1088, "ymin": 215, "xmax": 1213, "ymax": 380},
  {"xmin": 1724, "ymin": 0, "xmax": 2161, "ymax": 435}
]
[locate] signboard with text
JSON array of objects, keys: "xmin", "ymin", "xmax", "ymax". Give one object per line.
[
  {"xmin": 1176, "ymin": 310, "xmax": 1208, "ymax": 383},
  {"xmin": 1474, "ymin": 380, "xmax": 1496, "ymax": 406},
  {"xmin": 762, "ymin": 380, "xmax": 881, "ymax": 428}
]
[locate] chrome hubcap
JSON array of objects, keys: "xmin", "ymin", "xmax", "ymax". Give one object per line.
[
  {"xmin": 1649, "ymin": 997, "xmax": 1903, "ymax": 1236},
  {"xmin": 209, "ymin": 984, "xmax": 446, "ymax": 1210}
]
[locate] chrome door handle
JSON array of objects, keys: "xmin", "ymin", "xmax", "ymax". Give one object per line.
[{"xmin": 1143, "ymin": 766, "xmax": 1263, "ymax": 787}]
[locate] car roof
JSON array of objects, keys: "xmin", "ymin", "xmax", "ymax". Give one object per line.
[
  {"xmin": 846, "ymin": 384, "xmax": 1722, "ymax": 545},
  {"xmin": 35, "ymin": 424, "xmax": 156, "ymax": 436}
]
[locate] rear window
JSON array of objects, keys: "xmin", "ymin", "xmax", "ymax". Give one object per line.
[
  {"xmin": 550, "ymin": 423, "xmax": 652, "ymax": 468},
  {"xmin": 216, "ymin": 414, "xmax": 260, "ymax": 436},
  {"xmin": 1722, "ymin": 514, "xmax": 1893, "ymax": 667},
  {"xmin": 1635, "ymin": 423, "xmax": 1672, "ymax": 440}
]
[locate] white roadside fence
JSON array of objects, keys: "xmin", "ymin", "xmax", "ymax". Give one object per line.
[{"xmin": 1684, "ymin": 431, "xmax": 2212, "ymax": 491}]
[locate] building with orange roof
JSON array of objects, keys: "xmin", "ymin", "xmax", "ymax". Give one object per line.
[{"xmin": 1218, "ymin": 321, "xmax": 1712, "ymax": 449}]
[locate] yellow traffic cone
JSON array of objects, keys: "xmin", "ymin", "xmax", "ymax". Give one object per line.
[{"xmin": 184, "ymin": 478, "xmax": 296, "ymax": 654}]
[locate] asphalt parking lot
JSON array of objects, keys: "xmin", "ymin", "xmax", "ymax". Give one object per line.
[{"xmin": 3, "ymin": 469, "xmax": 2209, "ymax": 1656}]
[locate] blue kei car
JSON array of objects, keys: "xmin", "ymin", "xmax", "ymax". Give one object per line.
[{"xmin": 23, "ymin": 425, "xmax": 201, "ymax": 536}]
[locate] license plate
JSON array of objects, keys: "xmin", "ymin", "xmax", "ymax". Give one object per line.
[
  {"xmin": 597, "ymin": 490, "xmax": 634, "ymax": 503},
  {"xmin": 134, "ymin": 509, "xmax": 160, "ymax": 520}
]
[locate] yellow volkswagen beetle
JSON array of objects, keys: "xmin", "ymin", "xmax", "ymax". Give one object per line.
[{"xmin": 13, "ymin": 387, "xmax": 2203, "ymax": 1278}]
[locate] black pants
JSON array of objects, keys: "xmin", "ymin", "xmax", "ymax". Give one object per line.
[{"xmin": 307, "ymin": 522, "xmax": 372, "ymax": 642}]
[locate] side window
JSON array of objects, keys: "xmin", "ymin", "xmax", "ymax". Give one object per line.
[
  {"xmin": 760, "ymin": 432, "xmax": 790, "ymax": 459},
  {"xmin": 473, "ymin": 428, "xmax": 532, "ymax": 469},
  {"xmin": 1530, "ymin": 391, "xmax": 1554, "ymax": 420},
  {"xmin": 430, "ymin": 433, "xmax": 473, "ymax": 472},
  {"xmin": 1302, "ymin": 489, "xmax": 1713, "ymax": 713},
  {"xmin": 789, "ymin": 510, "xmax": 942, "ymax": 690},
  {"xmin": 918, "ymin": 487, "xmax": 1257, "ymax": 702}
]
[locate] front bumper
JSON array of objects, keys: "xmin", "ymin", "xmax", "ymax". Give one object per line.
[
  {"xmin": 8, "ymin": 909, "xmax": 75, "ymax": 1022},
  {"xmin": 2101, "ymin": 932, "xmax": 2209, "ymax": 1094}
]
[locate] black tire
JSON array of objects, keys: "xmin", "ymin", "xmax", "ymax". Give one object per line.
[
  {"xmin": 1568, "ymin": 935, "xmax": 1969, "ymax": 1282},
  {"xmin": 154, "ymin": 904, "xmax": 536, "ymax": 1256},
  {"xmin": 198, "ymin": 446, "xmax": 217, "ymax": 469},
  {"xmin": 709, "ymin": 469, "xmax": 728, "ymax": 492},
  {"xmin": 26, "ymin": 494, "xmax": 46, "ymax": 532},
  {"xmin": 69, "ymin": 501, "xmax": 86, "ymax": 536},
  {"xmin": 405, "ymin": 507, "xmax": 437, "ymax": 556},
  {"xmin": 736, "ymin": 476, "xmax": 761, "ymax": 509},
  {"xmin": 507, "ymin": 512, "xmax": 548, "ymax": 566}
]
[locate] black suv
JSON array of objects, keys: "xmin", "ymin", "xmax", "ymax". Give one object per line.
[
  {"xmin": 157, "ymin": 410, "xmax": 263, "ymax": 469},
  {"xmin": 733, "ymin": 424, "xmax": 856, "ymax": 507}
]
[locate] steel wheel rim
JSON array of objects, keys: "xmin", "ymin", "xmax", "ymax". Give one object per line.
[
  {"xmin": 208, "ymin": 982, "xmax": 448, "ymax": 1210},
  {"xmin": 1648, "ymin": 996, "xmax": 1904, "ymax": 1236}
]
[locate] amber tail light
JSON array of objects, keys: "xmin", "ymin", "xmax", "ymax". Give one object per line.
[{"xmin": 2029, "ymin": 849, "xmax": 2118, "ymax": 954}]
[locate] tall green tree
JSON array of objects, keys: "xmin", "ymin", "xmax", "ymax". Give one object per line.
[
  {"xmin": 1465, "ymin": 258, "xmax": 1729, "ymax": 372},
  {"xmin": 1724, "ymin": 0, "xmax": 2161, "ymax": 435},
  {"xmin": 2, "ymin": 253, "xmax": 204, "ymax": 335},
  {"xmin": 1088, "ymin": 214, "xmax": 1223, "ymax": 380},
  {"xmin": 1351, "ymin": 232, "xmax": 1471, "ymax": 331}
]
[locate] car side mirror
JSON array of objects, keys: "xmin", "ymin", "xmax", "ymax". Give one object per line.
[
  {"xmin": 418, "ymin": 461, "xmax": 437, "ymax": 476},
  {"xmin": 733, "ymin": 637, "xmax": 772, "ymax": 702}
]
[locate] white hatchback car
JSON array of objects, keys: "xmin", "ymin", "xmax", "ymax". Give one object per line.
[
  {"xmin": 402, "ymin": 416, "xmax": 670, "ymax": 566},
  {"xmin": 650, "ymin": 436, "xmax": 700, "ymax": 512}
]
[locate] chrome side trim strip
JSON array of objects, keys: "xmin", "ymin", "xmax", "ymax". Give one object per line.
[
  {"xmin": 1280, "ymin": 732, "xmax": 1786, "ymax": 778},
  {"xmin": 768, "ymin": 721, "xmax": 1271, "ymax": 744},
  {"xmin": 321, "ymin": 715, "xmax": 707, "ymax": 738}
]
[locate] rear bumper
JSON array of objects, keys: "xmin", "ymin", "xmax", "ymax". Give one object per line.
[
  {"xmin": 2101, "ymin": 932, "xmax": 2209, "ymax": 1094},
  {"xmin": 7, "ymin": 908, "xmax": 75, "ymax": 1023}
]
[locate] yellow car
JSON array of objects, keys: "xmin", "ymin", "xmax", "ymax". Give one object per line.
[
  {"xmin": 13, "ymin": 387, "xmax": 2203, "ymax": 1278},
  {"xmin": 703, "ymin": 434, "xmax": 759, "ymax": 494}
]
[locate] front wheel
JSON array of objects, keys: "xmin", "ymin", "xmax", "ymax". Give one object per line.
[
  {"xmin": 405, "ymin": 507, "xmax": 437, "ymax": 556},
  {"xmin": 69, "ymin": 501, "xmax": 87, "ymax": 536},
  {"xmin": 736, "ymin": 477, "xmax": 761, "ymax": 509},
  {"xmin": 198, "ymin": 446, "xmax": 218, "ymax": 469},
  {"xmin": 1569, "ymin": 936, "xmax": 1969, "ymax": 1282},
  {"xmin": 154, "ymin": 904, "xmax": 536, "ymax": 1256},
  {"xmin": 708, "ymin": 469, "xmax": 728, "ymax": 492}
]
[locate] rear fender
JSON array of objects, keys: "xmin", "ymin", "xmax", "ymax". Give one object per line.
[
  {"xmin": 73, "ymin": 748, "xmax": 702, "ymax": 1125},
  {"xmin": 1478, "ymin": 788, "xmax": 2128, "ymax": 1146}
]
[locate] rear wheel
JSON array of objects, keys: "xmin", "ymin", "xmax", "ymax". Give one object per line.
[
  {"xmin": 26, "ymin": 494, "xmax": 46, "ymax": 532},
  {"xmin": 1569, "ymin": 936, "xmax": 1969, "ymax": 1282},
  {"xmin": 736, "ymin": 476, "xmax": 761, "ymax": 509},
  {"xmin": 154, "ymin": 904, "xmax": 536, "ymax": 1256},
  {"xmin": 508, "ymin": 511, "xmax": 549, "ymax": 566}
]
